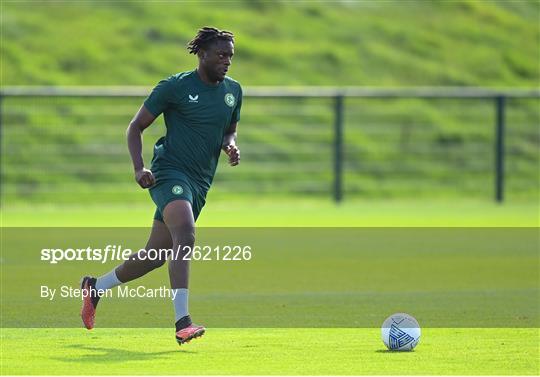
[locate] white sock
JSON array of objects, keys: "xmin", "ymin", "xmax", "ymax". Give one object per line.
[
  {"xmin": 172, "ymin": 288, "xmax": 189, "ymax": 322},
  {"xmin": 95, "ymin": 269, "xmax": 122, "ymax": 291}
]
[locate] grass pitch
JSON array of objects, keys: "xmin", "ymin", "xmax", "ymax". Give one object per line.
[
  {"xmin": 1, "ymin": 328, "xmax": 538, "ymax": 375},
  {"xmin": 2, "ymin": 199, "xmax": 538, "ymax": 227},
  {"xmin": 1, "ymin": 200, "xmax": 538, "ymax": 375}
]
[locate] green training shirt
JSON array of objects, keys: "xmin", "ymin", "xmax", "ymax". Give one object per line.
[{"xmin": 144, "ymin": 69, "xmax": 242, "ymax": 190}]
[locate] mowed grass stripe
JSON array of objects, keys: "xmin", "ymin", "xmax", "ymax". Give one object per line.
[
  {"xmin": 1, "ymin": 201, "xmax": 538, "ymax": 227},
  {"xmin": 1, "ymin": 328, "xmax": 538, "ymax": 375}
]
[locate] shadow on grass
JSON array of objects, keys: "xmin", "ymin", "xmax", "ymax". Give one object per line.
[
  {"xmin": 374, "ymin": 349, "xmax": 416, "ymax": 353},
  {"xmin": 50, "ymin": 343, "xmax": 193, "ymax": 363}
]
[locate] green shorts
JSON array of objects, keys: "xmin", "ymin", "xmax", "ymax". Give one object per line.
[{"xmin": 149, "ymin": 171, "xmax": 207, "ymax": 222}]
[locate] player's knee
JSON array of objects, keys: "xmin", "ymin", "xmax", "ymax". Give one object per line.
[{"xmin": 171, "ymin": 225, "xmax": 196, "ymax": 247}]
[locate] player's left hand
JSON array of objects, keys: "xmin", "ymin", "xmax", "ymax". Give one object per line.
[{"xmin": 223, "ymin": 145, "xmax": 240, "ymax": 166}]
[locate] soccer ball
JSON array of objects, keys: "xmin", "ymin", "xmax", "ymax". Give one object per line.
[{"xmin": 381, "ymin": 313, "xmax": 421, "ymax": 351}]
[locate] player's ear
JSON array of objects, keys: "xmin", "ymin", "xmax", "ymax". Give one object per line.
[{"xmin": 197, "ymin": 49, "xmax": 207, "ymax": 61}]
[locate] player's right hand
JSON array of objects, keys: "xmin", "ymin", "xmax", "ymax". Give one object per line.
[{"xmin": 135, "ymin": 168, "xmax": 155, "ymax": 189}]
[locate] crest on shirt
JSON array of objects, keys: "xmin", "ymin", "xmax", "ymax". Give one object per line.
[
  {"xmin": 224, "ymin": 93, "xmax": 235, "ymax": 107},
  {"xmin": 171, "ymin": 185, "xmax": 184, "ymax": 195},
  {"xmin": 188, "ymin": 94, "xmax": 199, "ymax": 103}
]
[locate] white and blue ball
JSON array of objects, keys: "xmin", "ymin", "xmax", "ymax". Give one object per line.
[{"xmin": 381, "ymin": 313, "xmax": 421, "ymax": 351}]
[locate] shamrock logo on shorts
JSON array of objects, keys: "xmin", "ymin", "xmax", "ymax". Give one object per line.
[{"xmin": 172, "ymin": 185, "xmax": 183, "ymax": 195}]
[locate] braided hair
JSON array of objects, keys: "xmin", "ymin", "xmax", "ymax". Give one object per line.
[{"xmin": 187, "ymin": 27, "xmax": 234, "ymax": 54}]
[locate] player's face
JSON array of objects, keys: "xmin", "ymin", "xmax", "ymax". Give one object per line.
[{"xmin": 201, "ymin": 40, "xmax": 234, "ymax": 82}]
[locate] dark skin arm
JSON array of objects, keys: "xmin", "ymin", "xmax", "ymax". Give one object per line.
[
  {"xmin": 222, "ymin": 122, "xmax": 240, "ymax": 166},
  {"xmin": 127, "ymin": 105, "xmax": 157, "ymax": 188}
]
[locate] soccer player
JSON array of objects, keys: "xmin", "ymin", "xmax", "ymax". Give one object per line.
[{"xmin": 80, "ymin": 27, "xmax": 241, "ymax": 345}]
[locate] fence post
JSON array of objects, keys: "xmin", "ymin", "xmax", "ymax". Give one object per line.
[
  {"xmin": 0, "ymin": 93, "xmax": 3, "ymax": 208},
  {"xmin": 334, "ymin": 95, "xmax": 344, "ymax": 203},
  {"xmin": 495, "ymin": 96, "xmax": 505, "ymax": 203}
]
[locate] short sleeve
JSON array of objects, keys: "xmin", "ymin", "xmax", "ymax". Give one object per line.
[
  {"xmin": 143, "ymin": 77, "xmax": 175, "ymax": 117},
  {"xmin": 231, "ymin": 85, "xmax": 243, "ymax": 123}
]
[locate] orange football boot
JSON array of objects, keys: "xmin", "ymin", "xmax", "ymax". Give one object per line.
[
  {"xmin": 176, "ymin": 323, "xmax": 205, "ymax": 345},
  {"xmin": 80, "ymin": 276, "xmax": 99, "ymax": 330}
]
